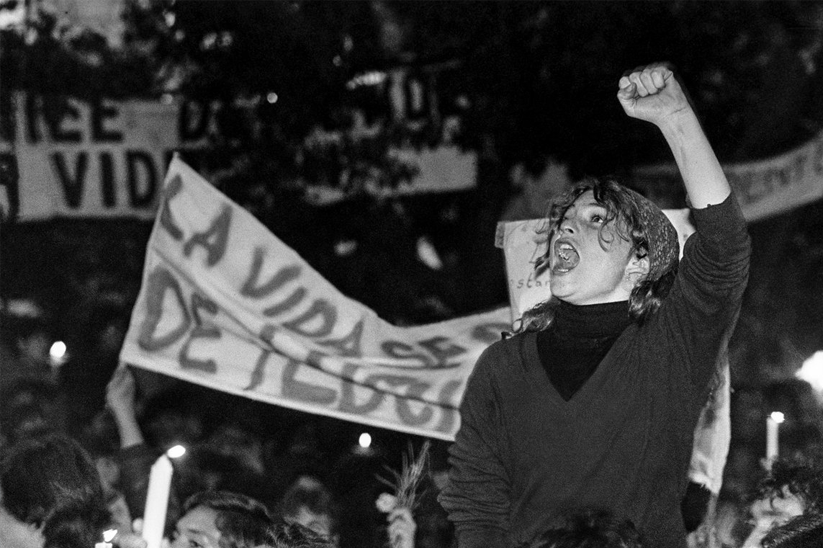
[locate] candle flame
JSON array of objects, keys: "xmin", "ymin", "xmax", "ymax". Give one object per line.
[
  {"xmin": 103, "ymin": 529, "xmax": 117, "ymax": 542},
  {"xmin": 166, "ymin": 445, "xmax": 186, "ymax": 459},
  {"xmin": 770, "ymin": 411, "xmax": 785, "ymax": 424}
]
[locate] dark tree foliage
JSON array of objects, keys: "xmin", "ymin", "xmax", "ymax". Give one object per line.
[{"xmin": 5, "ymin": 1, "xmax": 823, "ymax": 184}]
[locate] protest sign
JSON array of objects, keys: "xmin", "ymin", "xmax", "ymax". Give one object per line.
[
  {"xmin": 120, "ymin": 156, "xmax": 511, "ymax": 440},
  {"xmin": 0, "ymin": 93, "xmax": 178, "ymax": 221}
]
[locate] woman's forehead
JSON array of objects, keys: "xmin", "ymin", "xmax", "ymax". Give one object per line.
[{"xmin": 569, "ymin": 191, "xmax": 609, "ymax": 211}]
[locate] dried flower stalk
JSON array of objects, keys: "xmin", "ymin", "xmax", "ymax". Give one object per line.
[{"xmin": 377, "ymin": 440, "xmax": 431, "ymax": 513}]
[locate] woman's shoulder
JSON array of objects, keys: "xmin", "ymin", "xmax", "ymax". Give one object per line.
[
  {"xmin": 485, "ymin": 329, "xmax": 536, "ymax": 351},
  {"xmin": 474, "ymin": 331, "xmax": 537, "ymax": 373}
]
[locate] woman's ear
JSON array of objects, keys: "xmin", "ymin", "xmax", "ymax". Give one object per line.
[{"xmin": 624, "ymin": 255, "xmax": 650, "ymax": 285}]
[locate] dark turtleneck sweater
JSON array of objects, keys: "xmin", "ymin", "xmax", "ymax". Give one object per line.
[{"xmin": 537, "ymin": 300, "xmax": 632, "ymax": 401}]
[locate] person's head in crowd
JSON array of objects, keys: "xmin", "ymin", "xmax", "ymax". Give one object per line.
[
  {"xmin": 172, "ymin": 490, "xmax": 273, "ymax": 548},
  {"xmin": 518, "ymin": 177, "xmax": 679, "ymax": 332},
  {"xmin": 88, "ymin": 303, "xmax": 129, "ymax": 357},
  {"xmin": 761, "ymin": 512, "xmax": 823, "ymax": 548},
  {"xmin": 77, "ymin": 412, "xmax": 133, "ymax": 533},
  {"xmin": 713, "ymin": 496, "xmax": 750, "ymax": 548},
  {"xmin": 0, "ymin": 433, "xmax": 111, "ymax": 548},
  {"xmin": 78, "ymin": 411, "xmax": 122, "ymax": 493},
  {"xmin": 141, "ymin": 385, "xmax": 205, "ymax": 450},
  {"xmin": 279, "ymin": 476, "xmax": 340, "ymax": 547},
  {"xmin": 256, "ymin": 522, "xmax": 336, "ymax": 548},
  {"xmin": 741, "ymin": 457, "xmax": 823, "ymax": 548},
  {"xmin": 0, "ymin": 378, "xmax": 63, "ymax": 445},
  {"xmin": 178, "ymin": 447, "xmax": 244, "ymax": 497},
  {"xmin": 527, "ymin": 509, "xmax": 643, "ymax": 548},
  {"xmin": 206, "ymin": 420, "xmax": 266, "ymax": 476},
  {"xmin": 10, "ymin": 312, "xmax": 52, "ymax": 369}
]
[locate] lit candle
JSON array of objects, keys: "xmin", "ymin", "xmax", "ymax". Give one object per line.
[
  {"xmin": 95, "ymin": 528, "xmax": 117, "ymax": 548},
  {"xmin": 141, "ymin": 445, "xmax": 186, "ymax": 548},
  {"xmin": 142, "ymin": 454, "xmax": 173, "ymax": 548},
  {"xmin": 767, "ymin": 411, "xmax": 784, "ymax": 463}
]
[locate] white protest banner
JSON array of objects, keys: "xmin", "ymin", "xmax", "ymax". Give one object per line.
[
  {"xmin": 495, "ymin": 209, "xmax": 695, "ymax": 322},
  {"xmin": 633, "ymin": 128, "xmax": 823, "ymax": 223},
  {"xmin": 120, "ymin": 156, "xmax": 511, "ymax": 440}
]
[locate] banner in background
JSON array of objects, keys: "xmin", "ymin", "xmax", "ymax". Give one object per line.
[
  {"xmin": 633, "ymin": 128, "xmax": 823, "ymax": 223},
  {"xmin": 0, "ymin": 93, "xmax": 179, "ymax": 221},
  {"xmin": 301, "ymin": 145, "xmax": 477, "ymax": 206},
  {"xmin": 120, "ymin": 157, "xmax": 511, "ymax": 440},
  {"xmin": 0, "ymin": 91, "xmax": 478, "ymax": 221},
  {"xmin": 4, "ymin": 87, "xmax": 820, "ymax": 222}
]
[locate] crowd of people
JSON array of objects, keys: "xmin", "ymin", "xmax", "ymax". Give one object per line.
[
  {"xmin": 0, "ymin": 361, "xmax": 428, "ymax": 548},
  {"xmin": 1, "ymin": 63, "xmax": 822, "ymax": 548},
  {"xmin": 5, "ymin": 367, "xmax": 823, "ymax": 548}
]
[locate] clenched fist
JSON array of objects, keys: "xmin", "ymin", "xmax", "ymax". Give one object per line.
[{"xmin": 617, "ymin": 63, "xmax": 692, "ymax": 128}]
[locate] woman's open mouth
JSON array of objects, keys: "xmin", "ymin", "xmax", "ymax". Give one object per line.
[{"xmin": 553, "ymin": 240, "xmax": 580, "ymax": 274}]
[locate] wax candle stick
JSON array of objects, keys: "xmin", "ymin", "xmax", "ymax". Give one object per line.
[
  {"xmin": 766, "ymin": 411, "xmax": 784, "ymax": 464},
  {"xmin": 142, "ymin": 454, "xmax": 174, "ymax": 548}
]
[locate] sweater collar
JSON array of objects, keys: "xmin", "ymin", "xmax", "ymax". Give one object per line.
[{"xmin": 553, "ymin": 299, "xmax": 632, "ymax": 339}]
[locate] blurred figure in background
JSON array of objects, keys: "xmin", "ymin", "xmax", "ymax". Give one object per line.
[
  {"xmin": 77, "ymin": 412, "xmax": 135, "ymax": 534},
  {"xmin": 60, "ymin": 302, "xmax": 130, "ymax": 436},
  {"xmin": 740, "ymin": 457, "xmax": 823, "ymax": 548},
  {"xmin": 113, "ymin": 490, "xmax": 274, "ymax": 548},
  {"xmin": 0, "ymin": 301, "xmax": 59, "ymax": 400},
  {"xmin": 171, "ymin": 490, "xmax": 273, "ymax": 548},
  {"xmin": 175, "ymin": 425, "xmax": 278, "ymax": 512},
  {"xmin": 0, "ymin": 378, "xmax": 64, "ymax": 444},
  {"xmin": 259, "ymin": 521, "xmax": 336, "ymax": 548},
  {"xmin": 0, "ymin": 433, "xmax": 111, "ymax": 548},
  {"xmin": 280, "ymin": 476, "xmax": 341, "ymax": 548},
  {"xmin": 195, "ymin": 413, "xmax": 280, "ymax": 510},
  {"xmin": 526, "ymin": 509, "xmax": 643, "ymax": 548},
  {"xmin": 761, "ymin": 512, "xmax": 823, "ymax": 548}
]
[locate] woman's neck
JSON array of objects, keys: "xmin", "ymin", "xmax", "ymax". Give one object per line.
[{"xmin": 552, "ymin": 299, "xmax": 632, "ymax": 339}]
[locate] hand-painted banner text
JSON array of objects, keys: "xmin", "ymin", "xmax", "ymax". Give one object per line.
[{"xmin": 120, "ymin": 157, "xmax": 511, "ymax": 440}]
